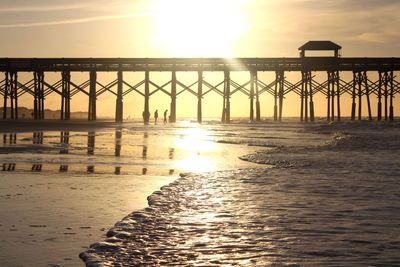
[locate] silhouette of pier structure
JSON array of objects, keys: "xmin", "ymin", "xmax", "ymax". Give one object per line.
[{"xmin": 1, "ymin": 41, "xmax": 399, "ymax": 123}]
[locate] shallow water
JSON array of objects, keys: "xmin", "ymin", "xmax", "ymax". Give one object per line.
[
  {"xmin": 79, "ymin": 121, "xmax": 400, "ymax": 266},
  {"xmin": 0, "ymin": 121, "xmax": 325, "ymax": 266}
]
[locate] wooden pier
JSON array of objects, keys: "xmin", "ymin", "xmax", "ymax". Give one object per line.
[{"xmin": 1, "ymin": 42, "xmax": 399, "ymax": 123}]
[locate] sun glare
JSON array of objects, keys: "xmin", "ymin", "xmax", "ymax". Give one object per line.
[
  {"xmin": 152, "ymin": 0, "xmax": 249, "ymax": 57},
  {"xmin": 175, "ymin": 127, "xmax": 216, "ymax": 152}
]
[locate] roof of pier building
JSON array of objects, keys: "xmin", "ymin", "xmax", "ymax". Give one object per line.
[{"xmin": 299, "ymin": 41, "xmax": 342, "ymax": 51}]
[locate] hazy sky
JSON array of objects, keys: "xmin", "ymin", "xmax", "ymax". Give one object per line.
[
  {"xmin": 1, "ymin": 0, "xmax": 399, "ymax": 57},
  {"xmin": 1, "ymin": 0, "xmax": 399, "ymax": 118}
]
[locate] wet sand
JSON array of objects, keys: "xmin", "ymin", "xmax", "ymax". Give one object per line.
[
  {"xmin": 80, "ymin": 121, "xmax": 400, "ymax": 266},
  {"xmin": 1, "ymin": 121, "xmax": 269, "ymax": 266},
  {"xmin": 0, "ymin": 119, "xmax": 119, "ymax": 133}
]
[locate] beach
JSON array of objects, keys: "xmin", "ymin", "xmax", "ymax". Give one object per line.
[
  {"xmin": 1, "ymin": 120, "xmax": 399, "ymax": 266},
  {"xmin": 80, "ymin": 120, "xmax": 400, "ymax": 266},
  {"xmin": 0, "ymin": 120, "xmax": 264, "ymax": 266}
]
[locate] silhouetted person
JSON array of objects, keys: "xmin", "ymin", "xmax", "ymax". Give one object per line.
[
  {"xmin": 154, "ymin": 110, "xmax": 158, "ymax": 124},
  {"xmin": 164, "ymin": 109, "xmax": 168, "ymax": 124}
]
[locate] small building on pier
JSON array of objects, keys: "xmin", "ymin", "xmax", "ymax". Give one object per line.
[{"xmin": 299, "ymin": 41, "xmax": 342, "ymax": 58}]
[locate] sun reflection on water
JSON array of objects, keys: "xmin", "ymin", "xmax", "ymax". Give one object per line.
[
  {"xmin": 174, "ymin": 155, "xmax": 216, "ymax": 173},
  {"xmin": 174, "ymin": 127, "xmax": 218, "ymax": 173}
]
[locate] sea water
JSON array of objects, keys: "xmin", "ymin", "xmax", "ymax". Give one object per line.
[
  {"xmin": 0, "ymin": 121, "xmax": 323, "ymax": 266},
  {"xmin": 3, "ymin": 121, "xmax": 389, "ymax": 266}
]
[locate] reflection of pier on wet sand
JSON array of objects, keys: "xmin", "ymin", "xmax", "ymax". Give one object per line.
[{"xmin": 1, "ymin": 130, "xmax": 176, "ymax": 176}]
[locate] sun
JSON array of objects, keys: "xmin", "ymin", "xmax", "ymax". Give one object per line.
[{"xmin": 151, "ymin": 0, "xmax": 249, "ymax": 57}]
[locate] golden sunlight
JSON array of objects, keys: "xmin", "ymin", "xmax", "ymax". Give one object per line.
[
  {"xmin": 174, "ymin": 127, "xmax": 217, "ymax": 172},
  {"xmin": 151, "ymin": 0, "xmax": 249, "ymax": 57},
  {"xmin": 175, "ymin": 127, "xmax": 216, "ymax": 152}
]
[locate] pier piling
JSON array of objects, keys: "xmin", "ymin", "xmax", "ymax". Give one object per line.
[
  {"xmin": 357, "ymin": 72, "xmax": 363, "ymax": 120},
  {"xmin": 351, "ymin": 72, "xmax": 356, "ymax": 120},
  {"xmin": 224, "ymin": 70, "xmax": 231, "ymax": 123},
  {"xmin": 88, "ymin": 71, "xmax": 97, "ymax": 121},
  {"xmin": 249, "ymin": 71, "xmax": 255, "ymax": 122},
  {"xmin": 327, "ymin": 72, "xmax": 331, "ymax": 121},
  {"xmin": 61, "ymin": 71, "xmax": 71, "ymax": 120},
  {"xmin": 336, "ymin": 71, "xmax": 341, "ymax": 121},
  {"xmin": 378, "ymin": 72, "xmax": 382, "ymax": 120},
  {"xmin": 273, "ymin": 74, "xmax": 278, "ymax": 122},
  {"xmin": 144, "ymin": 71, "xmax": 150, "ymax": 124},
  {"xmin": 309, "ymin": 72, "xmax": 315, "ymax": 122},
  {"xmin": 115, "ymin": 70, "xmax": 123, "ymax": 123},
  {"xmin": 253, "ymin": 71, "xmax": 261, "ymax": 122},
  {"xmin": 389, "ymin": 71, "xmax": 394, "ymax": 121},
  {"xmin": 170, "ymin": 71, "xmax": 177, "ymax": 123},
  {"xmin": 364, "ymin": 71, "xmax": 372, "ymax": 120},
  {"xmin": 197, "ymin": 71, "xmax": 202, "ymax": 123}
]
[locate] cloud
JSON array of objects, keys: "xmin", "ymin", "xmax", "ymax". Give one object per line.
[
  {"xmin": 0, "ymin": 13, "xmax": 152, "ymax": 28},
  {"xmin": 0, "ymin": 3, "xmax": 90, "ymax": 13}
]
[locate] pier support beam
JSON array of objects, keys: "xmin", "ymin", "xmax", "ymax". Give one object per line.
[
  {"xmin": 144, "ymin": 71, "xmax": 150, "ymax": 124},
  {"xmin": 273, "ymin": 73, "xmax": 278, "ymax": 121},
  {"xmin": 327, "ymin": 71, "xmax": 339, "ymax": 121},
  {"xmin": 275, "ymin": 70, "xmax": 284, "ymax": 121},
  {"xmin": 88, "ymin": 71, "xmax": 97, "ymax": 121},
  {"xmin": 384, "ymin": 72, "xmax": 389, "ymax": 120},
  {"xmin": 223, "ymin": 70, "xmax": 231, "ymax": 123},
  {"xmin": 357, "ymin": 72, "xmax": 363, "ymax": 120},
  {"xmin": 302, "ymin": 71, "xmax": 310, "ymax": 122},
  {"xmin": 331, "ymin": 73, "xmax": 335, "ymax": 121},
  {"xmin": 279, "ymin": 71, "xmax": 284, "ymax": 121},
  {"xmin": 354, "ymin": 71, "xmax": 373, "ymax": 121},
  {"xmin": 351, "ymin": 72, "xmax": 357, "ymax": 120},
  {"xmin": 3, "ymin": 72, "xmax": 19, "ymax": 119},
  {"xmin": 197, "ymin": 71, "xmax": 203, "ymax": 124},
  {"xmin": 389, "ymin": 71, "xmax": 394, "ymax": 121},
  {"xmin": 309, "ymin": 72, "xmax": 315, "ymax": 122},
  {"xmin": 305, "ymin": 72, "xmax": 309, "ymax": 121},
  {"xmin": 3, "ymin": 72, "xmax": 8, "ymax": 119},
  {"xmin": 115, "ymin": 70, "xmax": 123, "ymax": 123},
  {"xmin": 364, "ymin": 71, "xmax": 372, "ymax": 120},
  {"xmin": 33, "ymin": 72, "xmax": 38, "ymax": 119},
  {"xmin": 301, "ymin": 73, "xmax": 304, "ymax": 121},
  {"xmin": 34, "ymin": 71, "xmax": 45, "ymax": 120},
  {"xmin": 61, "ymin": 71, "xmax": 71, "ymax": 120},
  {"xmin": 170, "ymin": 71, "xmax": 177, "ymax": 123},
  {"xmin": 10, "ymin": 72, "xmax": 18, "ymax": 119},
  {"xmin": 222, "ymin": 71, "xmax": 230, "ymax": 123},
  {"xmin": 336, "ymin": 71, "xmax": 341, "ymax": 121},
  {"xmin": 249, "ymin": 71, "xmax": 254, "ymax": 122},
  {"xmin": 377, "ymin": 72, "xmax": 382, "ymax": 121},
  {"xmin": 2, "ymin": 73, "xmax": 7, "ymax": 119},
  {"xmin": 327, "ymin": 72, "xmax": 331, "ymax": 121},
  {"xmin": 253, "ymin": 71, "xmax": 261, "ymax": 122}
]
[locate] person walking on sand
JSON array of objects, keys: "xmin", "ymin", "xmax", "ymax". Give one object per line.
[
  {"xmin": 164, "ymin": 109, "xmax": 168, "ymax": 124},
  {"xmin": 154, "ymin": 109, "xmax": 158, "ymax": 125}
]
